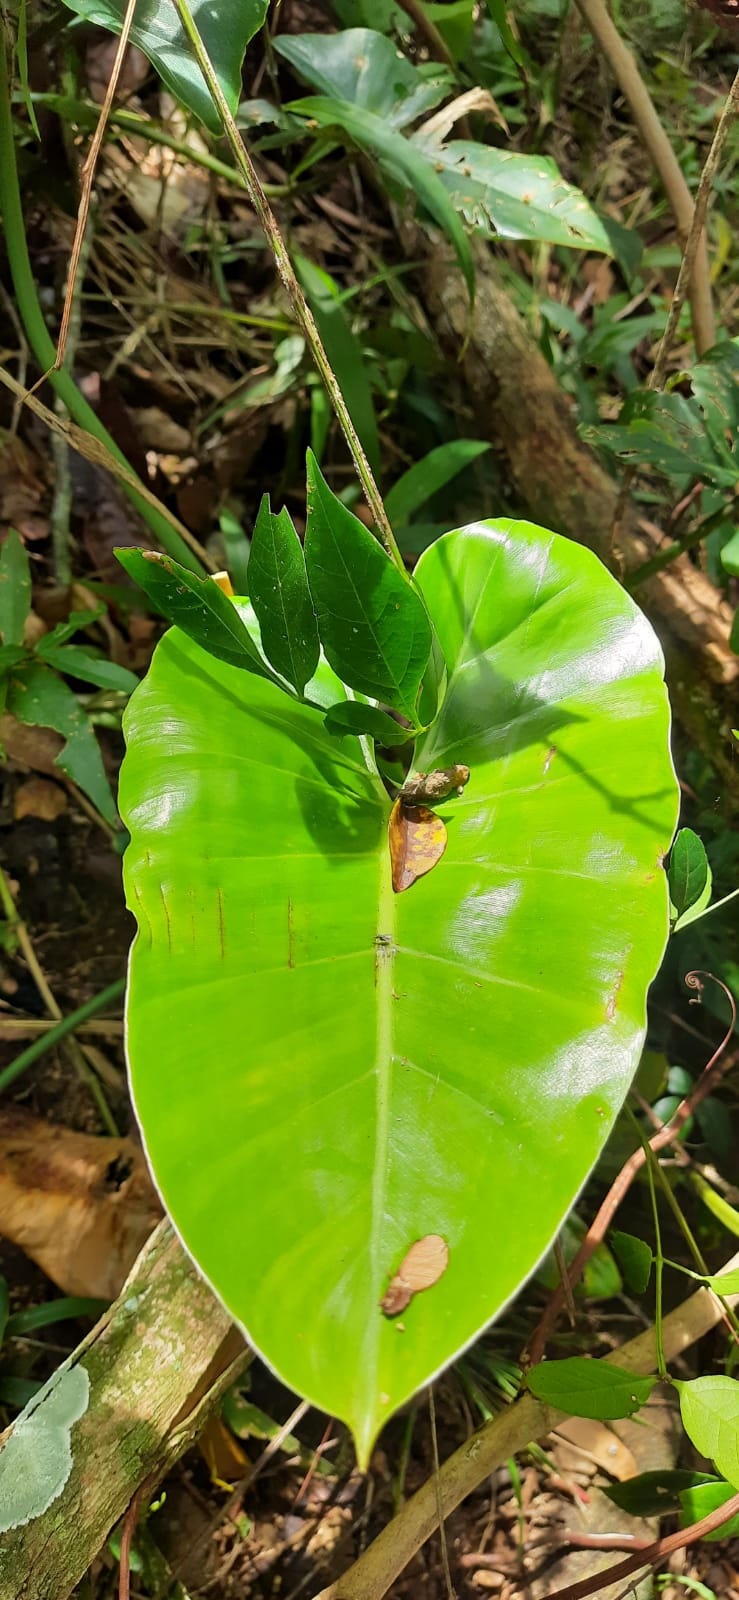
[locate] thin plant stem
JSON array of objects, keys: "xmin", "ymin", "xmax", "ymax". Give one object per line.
[
  {"xmin": 169, "ymin": 0, "xmax": 403, "ymax": 570},
  {"xmin": 428, "ymin": 1386, "xmax": 456, "ymax": 1600},
  {"xmin": 687, "ymin": 885, "xmax": 739, "ymax": 925},
  {"xmin": 643, "ymin": 1136, "xmax": 666, "ymax": 1378},
  {"xmin": 54, "ymin": 0, "xmax": 138, "ymax": 375},
  {"xmin": 0, "ymin": 978, "xmax": 125, "ymax": 1095},
  {"xmin": 0, "ymin": 24, "xmax": 203, "ymax": 571},
  {"xmin": 624, "ymin": 505, "xmax": 731, "ymax": 588},
  {"xmin": 650, "ymin": 65, "xmax": 739, "ymax": 392}
]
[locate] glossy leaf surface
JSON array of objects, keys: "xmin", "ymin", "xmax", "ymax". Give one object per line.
[
  {"xmin": 677, "ymin": 1376, "xmax": 739, "ymax": 1489},
  {"xmin": 61, "ymin": 0, "xmax": 268, "ymax": 132},
  {"xmin": 248, "ymin": 498, "xmax": 320, "ymax": 695},
  {"xmin": 121, "ymin": 520, "xmax": 678, "ymax": 1461},
  {"xmin": 116, "ymin": 549, "xmax": 276, "ymax": 682},
  {"xmin": 274, "ymin": 28, "xmax": 450, "ymax": 128},
  {"xmin": 423, "ymin": 141, "xmax": 622, "ymax": 253},
  {"xmin": 324, "ymin": 701, "xmax": 413, "ymax": 746},
  {"xmin": 304, "ymin": 453, "xmax": 432, "ymax": 720}
]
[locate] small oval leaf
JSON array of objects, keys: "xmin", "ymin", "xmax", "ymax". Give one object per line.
[
  {"xmin": 610, "ymin": 1230, "xmax": 653, "ymax": 1294},
  {"xmin": 526, "ymin": 1358, "xmax": 658, "ymax": 1420},
  {"xmin": 677, "ymin": 1375, "xmax": 739, "ymax": 1488},
  {"xmin": 324, "ymin": 701, "xmax": 414, "ymax": 747},
  {"xmin": 668, "ymin": 828, "xmax": 709, "ymax": 922}
]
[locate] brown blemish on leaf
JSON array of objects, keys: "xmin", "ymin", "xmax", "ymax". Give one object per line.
[
  {"xmin": 606, "ymin": 970, "xmax": 624, "ymax": 1021},
  {"xmin": 389, "ymin": 800, "xmax": 447, "ymax": 893},
  {"xmin": 380, "ymin": 1235, "xmax": 449, "ymax": 1317},
  {"xmin": 543, "ymin": 745, "xmax": 557, "ymax": 773},
  {"xmin": 133, "ymin": 885, "xmax": 153, "ymax": 947},
  {"xmin": 159, "ymin": 884, "xmax": 172, "ymax": 952},
  {"xmin": 217, "ymin": 888, "xmax": 226, "ymax": 958}
]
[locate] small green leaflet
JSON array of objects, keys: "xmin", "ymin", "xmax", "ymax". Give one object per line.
[
  {"xmin": 116, "ymin": 549, "xmax": 279, "ymax": 684},
  {"xmin": 385, "ymin": 440, "xmax": 490, "ymax": 527},
  {"xmin": 0, "ymin": 529, "xmax": 31, "ymax": 648},
  {"xmin": 610, "ymin": 1231, "xmax": 652, "ymax": 1294},
  {"xmin": 604, "ymin": 1469, "xmax": 718, "ymax": 1518},
  {"xmin": 248, "ymin": 498, "xmax": 320, "ymax": 695},
  {"xmin": 526, "ymin": 1357, "xmax": 658, "ymax": 1420},
  {"xmin": 0, "ymin": 1365, "xmax": 90, "ymax": 1533},
  {"xmin": 35, "ymin": 642, "xmax": 139, "ymax": 694},
  {"xmin": 676, "ymin": 1376, "xmax": 739, "ymax": 1489},
  {"xmin": 324, "ymin": 700, "xmax": 414, "ymax": 746},
  {"xmin": 304, "ymin": 452, "xmax": 433, "ymax": 722},
  {"xmin": 680, "ymin": 1478, "xmax": 739, "ymax": 1540},
  {"xmin": 60, "ymin": 0, "xmax": 268, "ymax": 134},
  {"xmin": 703, "ymin": 1269, "xmax": 739, "ymax": 1296},
  {"xmin": 668, "ymin": 828, "xmax": 712, "ymax": 930},
  {"xmin": 6, "ymin": 662, "xmax": 116, "ymax": 823}
]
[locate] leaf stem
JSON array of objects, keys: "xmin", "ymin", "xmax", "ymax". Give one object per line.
[
  {"xmin": 0, "ymin": 977, "xmax": 126, "ymax": 1095},
  {"xmin": 169, "ymin": 0, "xmax": 404, "ymax": 572},
  {"xmin": 0, "ymin": 26, "xmax": 203, "ymax": 572},
  {"xmin": 649, "ymin": 65, "xmax": 739, "ymax": 392}
]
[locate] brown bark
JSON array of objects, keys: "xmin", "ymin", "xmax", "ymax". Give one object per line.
[{"xmin": 0, "ymin": 1223, "xmax": 248, "ymax": 1600}]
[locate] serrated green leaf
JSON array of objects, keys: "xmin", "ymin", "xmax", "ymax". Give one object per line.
[
  {"xmin": 604, "ymin": 1469, "xmax": 717, "ymax": 1518},
  {"xmin": 115, "ymin": 549, "xmax": 278, "ymax": 683},
  {"xmin": 669, "ymin": 828, "xmax": 711, "ymax": 930},
  {"xmin": 295, "ymin": 253, "xmax": 380, "ymax": 477},
  {"xmin": 289, "ymin": 97, "xmax": 474, "ymax": 298},
  {"xmin": 610, "ymin": 1230, "xmax": 652, "ymax": 1294},
  {"xmin": 385, "ymin": 440, "xmax": 490, "ymax": 526},
  {"xmin": 274, "ymin": 28, "xmax": 450, "ymax": 127},
  {"xmin": 676, "ymin": 1375, "xmax": 739, "ymax": 1488},
  {"xmin": 324, "ymin": 700, "xmax": 414, "ymax": 746},
  {"xmin": 248, "ymin": 498, "xmax": 320, "ymax": 695},
  {"xmin": 527, "ymin": 1357, "xmax": 658, "ymax": 1419},
  {"xmin": 0, "ymin": 529, "xmax": 31, "ymax": 648},
  {"xmin": 680, "ymin": 1478, "xmax": 739, "ymax": 1539},
  {"xmin": 60, "ymin": 0, "xmax": 268, "ymax": 133},
  {"xmin": 35, "ymin": 642, "xmax": 139, "ymax": 694},
  {"xmin": 0, "ymin": 1366, "xmax": 89, "ymax": 1532},
  {"xmin": 6, "ymin": 662, "xmax": 117, "ymax": 823},
  {"xmin": 304, "ymin": 452, "xmax": 432, "ymax": 719}
]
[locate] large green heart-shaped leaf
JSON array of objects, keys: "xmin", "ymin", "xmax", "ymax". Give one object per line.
[{"xmin": 121, "ymin": 521, "xmax": 678, "ymax": 1462}]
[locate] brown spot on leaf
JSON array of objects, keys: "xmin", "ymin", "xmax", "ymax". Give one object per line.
[{"xmin": 380, "ymin": 1234, "xmax": 449, "ymax": 1317}]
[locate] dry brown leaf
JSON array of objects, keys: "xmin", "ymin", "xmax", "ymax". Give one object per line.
[
  {"xmin": 199, "ymin": 1415, "xmax": 250, "ymax": 1485},
  {"xmin": 14, "ymin": 777, "xmax": 67, "ymax": 823},
  {"xmin": 0, "ymin": 1107, "xmax": 161, "ymax": 1298},
  {"xmin": 554, "ymin": 1417, "xmax": 639, "ymax": 1482},
  {"xmin": 0, "ymin": 712, "xmax": 64, "ymax": 777},
  {"xmin": 389, "ymin": 799, "xmax": 447, "ymax": 894},
  {"xmin": 380, "ymin": 1235, "xmax": 449, "ymax": 1316}
]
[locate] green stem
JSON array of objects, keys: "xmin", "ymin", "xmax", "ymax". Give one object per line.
[
  {"xmin": 0, "ymin": 977, "xmax": 126, "ymax": 1095},
  {"xmin": 624, "ymin": 506, "xmax": 731, "ymax": 589},
  {"xmin": 0, "ymin": 33, "xmax": 202, "ymax": 573},
  {"xmin": 170, "ymin": 0, "xmax": 404, "ymax": 573},
  {"xmin": 686, "ymin": 885, "xmax": 739, "ymax": 925},
  {"xmin": 644, "ymin": 1151, "xmax": 667, "ymax": 1379}
]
